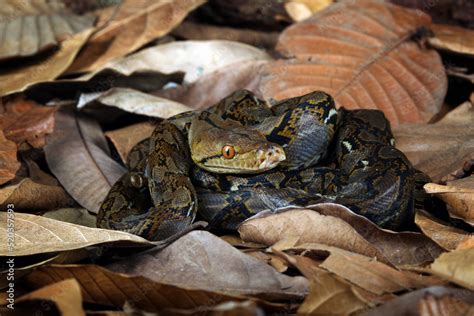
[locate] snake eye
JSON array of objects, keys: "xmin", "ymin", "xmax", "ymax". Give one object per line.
[{"xmin": 222, "ymin": 145, "xmax": 235, "ymax": 159}]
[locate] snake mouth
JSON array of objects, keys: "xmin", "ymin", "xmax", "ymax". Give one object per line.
[{"xmin": 256, "ymin": 145, "xmax": 286, "ymax": 171}]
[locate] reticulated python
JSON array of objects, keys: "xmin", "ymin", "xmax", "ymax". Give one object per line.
[{"xmin": 97, "ymin": 90, "xmax": 416, "ymax": 240}]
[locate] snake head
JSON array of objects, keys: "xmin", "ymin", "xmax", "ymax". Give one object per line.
[{"xmin": 188, "ymin": 112, "xmax": 286, "ymax": 174}]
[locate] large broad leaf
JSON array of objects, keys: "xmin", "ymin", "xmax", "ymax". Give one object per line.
[
  {"xmin": 44, "ymin": 107, "xmax": 126, "ymax": 213},
  {"xmin": 259, "ymin": 0, "xmax": 447, "ymax": 126}
]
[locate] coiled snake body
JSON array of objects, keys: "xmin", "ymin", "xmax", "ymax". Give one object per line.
[{"xmin": 97, "ymin": 90, "xmax": 416, "ymax": 240}]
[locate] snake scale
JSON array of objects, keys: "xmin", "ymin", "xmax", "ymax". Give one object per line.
[{"xmin": 97, "ymin": 90, "xmax": 416, "ymax": 240}]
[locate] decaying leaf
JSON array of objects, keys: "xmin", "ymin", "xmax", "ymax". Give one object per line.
[
  {"xmin": 0, "ymin": 2, "xmax": 95, "ymax": 61},
  {"xmin": 15, "ymin": 279, "xmax": 85, "ymax": 316},
  {"xmin": 429, "ymin": 248, "xmax": 474, "ymax": 290},
  {"xmin": 394, "ymin": 101, "xmax": 474, "ymax": 182},
  {"xmin": 424, "ymin": 177, "xmax": 474, "ymax": 226},
  {"xmin": 0, "ymin": 212, "xmax": 151, "ymax": 256},
  {"xmin": 107, "ymin": 231, "xmax": 308, "ymax": 301},
  {"xmin": 0, "ymin": 130, "xmax": 20, "ymax": 185},
  {"xmin": 44, "ymin": 107, "xmax": 127, "ymax": 213},
  {"xmin": 429, "ymin": 23, "xmax": 474, "ymax": 57},
  {"xmin": 105, "ymin": 122, "xmax": 156, "ymax": 163},
  {"xmin": 67, "ymin": 0, "xmax": 206, "ymax": 73},
  {"xmin": 0, "ymin": 178, "xmax": 70, "ymax": 211},
  {"xmin": 102, "ymin": 40, "xmax": 272, "ymax": 84},
  {"xmin": 0, "ymin": 97, "xmax": 56, "ymax": 148},
  {"xmin": 415, "ymin": 210, "xmax": 474, "ymax": 251},
  {"xmin": 260, "ymin": 0, "xmax": 447, "ymax": 126},
  {"xmin": 24, "ymin": 264, "xmax": 289, "ymax": 313},
  {"xmin": 78, "ymin": 88, "xmax": 193, "ymax": 118},
  {"xmin": 0, "ymin": 28, "xmax": 93, "ymax": 96},
  {"xmin": 418, "ymin": 293, "xmax": 474, "ymax": 316}
]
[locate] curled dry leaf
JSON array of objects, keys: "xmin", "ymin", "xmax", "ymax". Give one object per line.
[
  {"xmin": 260, "ymin": 0, "xmax": 447, "ymax": 126},
  {"xmin": 0, "ymin": 28, "xmax": 93, "ymax": 96},
  {"xmin": 172, "ymin": 22, "xmax": 279, "ymax": 49},
  {"xmin": 157, "ymin": 60, "xmax": 267, "ymax": 110},
  {"xmin": 103, "ymin": 40, "xmax": 272, "ymax": 84},
  {"xmin": 0, "ymin": 178, "xmax": 70, "ymax": 211},
  {"xmin": 361, "ymin": 286, "xmax": 474, "ymax": 316},
  {"xmin": 394, "ymin": 101, "xmax": 474, "ymax": 182},
  {"xmin": 67, "ymin": 0, "xmax": 206, "ymax": 73},
  {"xmin": 415, "ymin": 210, "xmax": 474, "ymax": 251},
  {"xmin": 0, "ymin": 97, "xmax": 56, "ymax": 148},
  {"xmin": 78, "ymin": 88, "xmax": 193, "ymax": 118},
  {"xmin": 15, "ymin": 279, "xmax": 85, "ymax": 316},
  {"xmin": 429, "ymin": 248, "xmax": 474, "ymax": 290},
  {"xmin": 418, "ymin": 293, "xmax": 474, "ymax": 316},
  {"xmin": 107, "ymin": 231, "xmax": 308, "ymax": 301},
  {"xmin": 105, "ymin": 121, "xmax": 156, "ymax": 163},
  {"xmin": 429, "ymin": 24, "xmax": 474, "ymax": 57},
  {"xmin": 0, "ymin": 212, "xmax": 151, "ymax": 256},
  {"xmin": 0, "ymin": 130, "xmax": 20, "ymax": 185},
  {"xmin": 424, "ymin": 177, "xmax": 474, "ymax": 226},
  {"xmin": 24, "ymin": 264, "xmax": 289, "ymax": 313},
  {"xmin": 0, "ymin": 1, "xmax": 95, "ymax": 61},
  {"xmin": 44, "ymin": 107, "xmax": 127, "ymax": 213}
]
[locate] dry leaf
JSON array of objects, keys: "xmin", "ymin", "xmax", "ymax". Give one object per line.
[
  {"xmin": 161, "ymin": 300, "xmax": 265, "ymax": 316},
  {"xmin": 172, "ymin": 22, "xmax": 279, "ymax": 49},
  {"xmin": 0, "ymin": 97, "xmax": 56, "ymax": 148},
  {"xmin": 42, "ymin": 208, "xmax": 97, "ymax": 228},
  {"xmin": 418, "ymin": 293, "xmax": 474, "ymax": 316},
  {"xmin": 285, "ymin": 0, "xmax": 333, "ymax": 22},
  {"xmin": 0, "ymin": 28, "xmax": 93, "ymax": 96},
  {"xmin": 78, "ymin": 88, "xmax": 194, "ymax": 118},
  {"xmin": 430, "ymin": 248, "xmax": 474, "ymax": 290},
  {"xmin": 415, "ymin": 210, "xmax": 474, "ymax": 251},
  {"xmin": 0, "ymin": 5, "xmax": 95, "ymax": 61},
  {"xmin": 0, "ymin": 178, "xmax": 70, "ymax": 210},
  {"xmin": 107, "ymin": 231, "xmax": 308, "ymax": 301},
  {"xmin": 361, "ymin": 286, "xmax": 474, "ymax": 316},
  {"xmin": 239, "ymin": 208, "xmax": 389, "ymax": 263},
  {"xmin": 44, "ymin": 107, "xmax": 127, "ymax": 213},
  {"xmin": 102, "ymin": 40, "xmax": 272, "ymax": 84},
  {"xmin": 24, "ymin": 264, "xmax": 289, "ymax": 313},
  {"xmin": 0, "ymin": 130, "xmax": 20, "ymax": 185},
  {"xmin": 15, "ymin": 279, "xmax": 85, "ymax": 316},
  {"xmin": 429, "ymin": 24, "xmax": 474, "ymax": 57},
  {"xmin": 67, "ymin": 0, "xmax": 206, "ymax": 73},
  {"xmin": 424, "ymin": 177, "xmax": 474, "ymax": 226},
  {"xmin": 105, "ymin": 122, "xmax": 156, "ymax": 163},
  {"xmin": 157, "ymin": 60, "xmax": 267, "ymax": 110},
  {"xmin": 260, "ymin": 0, "xmax": 447, "ymax": 126},
  {"xmin": 0, "ymin": 212, "xmax": 151, "ymax": 256},
  {"xmin": 394, "ymin": 101, "xmax": 474, "ymax": 182}
]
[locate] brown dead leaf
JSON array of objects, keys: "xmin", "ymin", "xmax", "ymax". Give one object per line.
[
  {"xmin": 107, "ymin": 231, "xmax": 308, "ymax": 301},
  {"xmin": 0, "ymin": 97, "xmax": 56, "ymax": 148},
  {"xmin": 161, "ymin": 300, "xmax": 265, "ymax": 316},
  {"xmin": 429, "ymin": 24, "xmax": 474, "ymax": 57},
  {"xmin": 0, "ymin": 178, "xmax": 70, "ymax": 210},
  {"xmin": 0, "ymin": 28, "xmax": 93, "ymax": 96},
  {"xmin": 44, "ymin": 107, "xmax": 127, "ymax": 213},
  {"xmin": 415, "ymin": 210, "xmax": 474, "ymax": 251},
  {"xmin": 362, "ymin": 286, "xmax": 474, "ymax": 316},
  {"xmin": 239, "ymin": 208, "xmax": 389, "ymax": 263},
  {"xmin": 0, "ymin": 130, "xmax": 20, "ymax": 185},
  {"xmin": 24, "ymin": 264, "xmax": 291, "ymax": 313},
  {"xmin": 67, "ymin": 0, "xmax": 206, "ymax": 73},
  {"xmin": 0, "ymin": 212, "xmax": 151, "ymax": 256},
  {"xmin": 429, "ymin": 248, "xmax": 474, "ymax": 290},
  {"xmin": 418, "ymin": 293, "xmax": 474, "ymax": 316},
  {"xmin": 15, "ymin": 279, "xmax": 85, "ymax": 316},
  {"xmin": 0, "ymin": 1, "xmax": 95, "ymax": 61},
  {"xmin": 260, "ymin": 0, "xmax": 447, "ymax": 126},
  {"xmin": 156, "ymin": 60, "xmax": 267, "ymax": 110},
  {"xmin": 105, "ymin": 122, "xmax": 156, "ymax": 163},
  {"xmin": 424, "ymin": 177, "xmax": 474, "ymax": 226},
  {"xmin": 394, "ymin": 101, "xmax": 474, "ymax": 182}
]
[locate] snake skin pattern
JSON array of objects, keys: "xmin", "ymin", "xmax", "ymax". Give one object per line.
[{"xmin": 97, "ymin": 90, "xmax": 416, "ymax": 240}]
